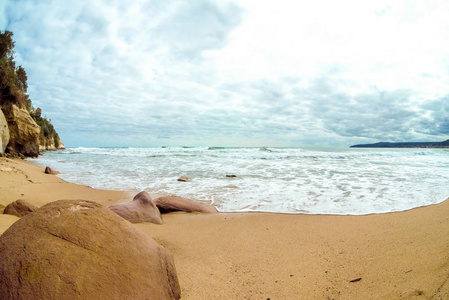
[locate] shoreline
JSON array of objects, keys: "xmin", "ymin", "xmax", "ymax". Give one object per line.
[
  {"xmin": 31, "ymin": 146, "xmax": 449, "ymax": 216},
  {"xmin": 1, "ymin": 157, "xmax": 449, "ymax": 299}
]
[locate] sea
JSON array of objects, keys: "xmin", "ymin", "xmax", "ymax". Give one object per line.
[{"xmin": 29, "ymin": 147, "xmax": 449, "ymax": 215}]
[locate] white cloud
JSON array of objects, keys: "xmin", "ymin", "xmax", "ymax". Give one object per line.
[
  {"xmin": 2, "ymin": 0, "xmax": 449, "ymax": 147},
  {"xmin": 212, "ymin": 1, "xmax": 449, "ymax": 95}
]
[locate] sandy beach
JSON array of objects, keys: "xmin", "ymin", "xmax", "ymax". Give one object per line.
[{"xmin": 1, "ymin": 157, "xmax": 448, "ymax": 299}]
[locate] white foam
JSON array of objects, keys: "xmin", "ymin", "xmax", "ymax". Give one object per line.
[{"xmin": 30, "ymin": 147, "xmax": 449, "ymax": 215}]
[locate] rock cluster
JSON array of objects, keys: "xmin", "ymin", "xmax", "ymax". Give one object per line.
[
  {"xmin": 109, "ymin": 191, "xmax": 217, "ymax": 224},
  {"xmin": 0, "ymin": 200, "xmax": 181, "ymax": 299}
]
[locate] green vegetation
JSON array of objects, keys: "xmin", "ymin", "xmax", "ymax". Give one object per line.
[
  {"xmin": 0, "ymin": 30, "xmax": 27, "ymax": 107},
  {"xmin": 1, "ymin": 30, "xmax": 61, "ymax": 148},
  {"xmin": 31, "ymin": 107, "xmax": 61, "ymax": 148}
]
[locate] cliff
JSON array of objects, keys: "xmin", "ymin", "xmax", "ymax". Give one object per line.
[
  {"xmin": 39, "ymin": 135, "xmax": 65, "ymax": 151},
  {"xmin": 0, "ymin": 30, "xmax": 64, "ymax": 157},
  {"xmin": 0, "ymin": 108, "xmax": 9, "ymax": 154},
  {"xmin": 0, "ymin": 94, "xmax": 65, "ymax": 157},
  {"xmin": 31, "ymin": 107, "xmax": 65, "ymax": 152},
  {"xmin": 1, "ymin": 102, "xmax": 40, "ymax": 157}
]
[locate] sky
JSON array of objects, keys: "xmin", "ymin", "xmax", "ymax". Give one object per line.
[{"xmin": 1, "ymin": 0, "xmax": 449, "ymax": 147}]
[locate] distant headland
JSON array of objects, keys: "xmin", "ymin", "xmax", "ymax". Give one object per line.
[{"xmin": 350, "ymin": 139, "xmax": 449, "ymax": 148}]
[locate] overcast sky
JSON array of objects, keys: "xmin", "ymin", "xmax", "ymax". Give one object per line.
[{"xmin": 2, "ymin": 0, "xmax": 449, "ymax": 147}]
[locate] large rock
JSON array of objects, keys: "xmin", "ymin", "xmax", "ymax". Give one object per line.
[
  {"xmin": 1, "ymin": 103, "xmax": 40, "ymax": 157},
  {"xmin": 109, "ymin": 191, "xmax": 163, "ymax": 224},
  {"xmin": 0, "ymin": 200, "xmax": 181, "ymax": 300},
  {"xmin": 3, "ymin": 199, "xmax": 39, "ymax": 217},
  {"xmin": 44, "ymin": 166, "xmax": 59, "ymax": 175},
  {"xmin": 154, "ymin": 195, "xmax": 218, "ymax": 213},
  {"xmin": 0, "ymin": 109, "xmax": 9, "ymax": 155}
]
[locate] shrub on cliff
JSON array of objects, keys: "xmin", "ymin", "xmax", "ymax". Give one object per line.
[{"xmin": 31, "ymin": 108, "xmax": 61, "ymax": 148}]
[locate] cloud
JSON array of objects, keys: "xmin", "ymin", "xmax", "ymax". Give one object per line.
[
  {"xmin": 2, "ymin": 0, "xmax": 449, "ymax": 147},
  {"xmin": 0, "ymin": 1, "xmax": 7, "ymax": 29}
]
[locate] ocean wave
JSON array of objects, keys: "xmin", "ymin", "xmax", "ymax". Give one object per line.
[
  {"xmin": 259, "ymin": 147, "xmax": 273, "ymax": 152},
  {"xmin": 30, "ymin": 147, "xmax": 449, "ymax": 215},
  {"xmin": 208, "ymin": 147, "xmax": 227, "ymax": 150}
]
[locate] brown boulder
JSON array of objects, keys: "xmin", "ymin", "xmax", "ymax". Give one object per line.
[
  {"xmin": 3, "ymin": 199, "xmax": 39, "ymax": 217},
  {"xmin": 44, "ymin": 166, "xmax": 56, "ymax": 174},
  {"xmin": 0, "ymin": 109, "xmax": 9, "ymax": 155},
  {"xmin": 109, "ymin": 191, "xmax": 163, "ymax": 224},
  {"xmin": 177, "ymin": 176, "xmax": 191, "ymax": 182},
  {"xmin": 154, "ymin": 195, "xmax": 218, "ymax": 213},
  {"xmin": 0, "ymin": 200, "xmax": 181, "ymax": 300},
  {"xmin": 1, "ymin": 103, "xmax": 40, "ymax": 157}
]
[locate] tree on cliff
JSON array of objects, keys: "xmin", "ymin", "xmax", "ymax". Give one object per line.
[
  {"xmin": 0, "ymin": 30, "xmax": 17, "ymax": 93},
  {"xmin": 0, "ymin": 30, "xmax": 28, "ymax": 98},
  {"xmin": 0, "ymin": 30, "xmax": 14, "ymax": 60},
  {"xmin": 15, "ymin": 66, "xmax": 27, "ymax": 92}
]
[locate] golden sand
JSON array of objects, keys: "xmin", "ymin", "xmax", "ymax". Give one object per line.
[{"xmin": 1, "ymin": 157, "xmax": 448, "ymax": 299}]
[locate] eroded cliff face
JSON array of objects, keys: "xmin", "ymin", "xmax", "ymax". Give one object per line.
[
  {"xmin": 1, "ymin": 103, "xmax": 40, "ymax": 157},
  {"xmin": 39, "ymin": 136, "xmax": 65, "ymax": 151},
  {"xmin": 0, "ymin": 100, "xmax": 65, "ymax": 156},
  {"xmin": 0, "ymin": 109, "xmax": 9, "ymax": 155},
  {"xmin": 57, "ymin": 139, "xmax": 65, "ymax": 149}
]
